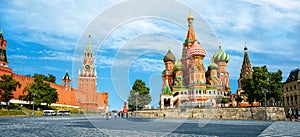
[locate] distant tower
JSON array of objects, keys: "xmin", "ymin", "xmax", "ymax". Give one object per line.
[
  {"xmin": 0, "ymin": 30, "xmax": 8, "ymax": 68},
  {"xmin": 78, "ymin": 35, "xmax": 97, "ymax": 104},
  {"xmin": 237, "ymin": 43, "xmax": 252, "ymax": 94},
  {"xmin": 213, "ymin": 42, "xmax": 230, "ymax": 92},
  {"xmin": 123, "ymin": 101, "xmax": 128, "ymax": 113},
  {"xmin": 62, "ymin": 70, "xmax": 71, "ymax": 91}
]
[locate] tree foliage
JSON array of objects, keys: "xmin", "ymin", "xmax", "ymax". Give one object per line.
[
  {"xmin": 32, "ymin": 73, "xmax": 56, "ymax": 83},
  {"xmin": 241, "ymin": 66, "xmax": 282, "ymax": 106},
  {"xmin": 20, "ymin": 77, "xmax": 58, "ymax": 107},
  {"xmin": 128, "ymin": 79, "xmax": 151, "ymax": 110},
  {"xmin": 0, "ymin": 75, "xmax": 21, "ymax": 108},
  {"xmin": 216, "ymin": 96, "xmax": 223, "ymax": 103},
  {"xmin": 221, "ymin": 97, "xmax": 229, "ymax": 104},
  {"xmin": 235, "ymin": 95, "xmax": 243, "ymax": 103},
  {"xmin": 267, "ymin": 70, "xmax": 283, "ymax": 105}
]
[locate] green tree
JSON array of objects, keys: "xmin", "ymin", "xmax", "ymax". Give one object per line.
[
  {"xmin": 32, "ymin": 73, "xmax": 56, "ymax": 83},
  {"xmin": 128, "ymin": 79, "xmax": 151, "ymax": 110},
  {"xmin": 216, "ymin": 96, "xmax": 223, "ymax": 104},
  {"xmin": 21, "ymin": 77, "xmax": 58, "ymax": 107},
  {"xmin": 0, "ymin": 75, "xmax": 21, "ymax": 108},
  {"xmin": 241, "ymin": 66, "xmax": 283, "ymax": 105},
  {"xmin": 221, "ymin": 97, "xmax": 229, "ymax": 104},
  {"xmin": 268, "ymin": 70, "xmax": 283, "ymax": 106}
]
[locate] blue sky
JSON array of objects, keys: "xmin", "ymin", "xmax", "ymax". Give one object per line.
[{"xmin": 1, "ymin": 0, "xmax": 300, "ymax": 110}]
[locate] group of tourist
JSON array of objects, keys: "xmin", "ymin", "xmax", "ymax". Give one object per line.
[{"xmin": 105, "ymin": 111, "xmax": 128, "ymax": 119}]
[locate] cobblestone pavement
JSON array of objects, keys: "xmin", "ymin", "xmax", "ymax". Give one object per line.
[{"xmin": 0, "ymin": 116, "xmax": 299, "ymax": 137}]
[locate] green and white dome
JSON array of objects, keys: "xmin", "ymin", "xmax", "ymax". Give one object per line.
[{"xmin": 213, "ymin": 46, "xmax": 230, "ymax": 63}]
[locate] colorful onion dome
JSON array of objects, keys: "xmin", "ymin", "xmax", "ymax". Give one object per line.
[
  {"xmin": 188, "ymin": 40, "xmax": 206, "ymax": 57},
  {"xmin": 208, "ymin": 61, "xmax": 219, "ymax": 70},
  {"xmin": 163, "ymin": 49, "xmax": 176, "ymax": 62},
  {"xmin": 213, "ymin": 46, "xmax": 230, "ymax": 63},
  {"xmin": 174, "ymin": 60, "xmax": 184, "ymax": 71}
]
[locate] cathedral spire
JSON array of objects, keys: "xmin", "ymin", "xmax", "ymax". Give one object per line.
[
  {"xmin": 184, "ymin": 12, "xmax": 196, "ymax": 48},
  {"xmin": 242, "ymin": 42, "xmax": 250, "ymax": 65},
  {"xmin": 244, "ymin": 42, "xmax": 248, "ymax": 52},
  {"xmin": 238, "ymin": 42, "xmax": 252, "ymax": 88}
]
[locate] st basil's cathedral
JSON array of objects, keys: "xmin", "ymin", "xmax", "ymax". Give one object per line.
[{"xmin": 160, "ymin": 13, "xmax": 231, "ymax": 108}]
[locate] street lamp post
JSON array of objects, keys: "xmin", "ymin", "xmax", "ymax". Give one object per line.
[
  {"xmin": 134, "ymin": 92, "xmax": 139, "ymax": 117},
  {"xmin": 264, "ymin": 89, "xmax": 268, "ymax": 120},
  {"xmin": 78, "ymin": 98, "xmax": 81, "ymax": 115},
  {"xmin": 32, "ymin": 93, "xmax": 35, "ymax": 115}
]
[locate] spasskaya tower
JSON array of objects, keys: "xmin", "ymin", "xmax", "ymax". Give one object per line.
[{"xmin": 77, "ymin": 35, "xmax": 98, "ymax": 110}]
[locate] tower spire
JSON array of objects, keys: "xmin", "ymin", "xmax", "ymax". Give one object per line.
[
  {"xmin": 238, "ymin": 43, "xmax": 252, "ymax": 88},
  {"xmin": 184, "ymin": 12, "xmax": 196, "ymax": 48},
  {"xmin": 244, "ymin": 41, "xmax": 248, "ymax": 51},
  {"xmin": 243, "ymin": 42, "xmax": 250, "ymax": 65},
  {"xmin": 218, "ymin": 37, "xmax": 222, "ymax": 48},
  {"xmin": 87, "ymin": 34, "xmax": 92, "ymax": 51}
]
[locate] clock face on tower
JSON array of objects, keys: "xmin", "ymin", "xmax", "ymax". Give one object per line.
[{"xmin": 85, "ymin": 64, "xmax": 90, "ymax": 70}]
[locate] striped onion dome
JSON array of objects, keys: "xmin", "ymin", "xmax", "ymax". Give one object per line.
[
  {"xmin": 163, "ymin": 49, "xmax": 176, "ymax": 62},
  {"xmin": 188, "ymin": 40, "xmax": 206, "ymax": 57},
  {"xmin": 213, "ymin": 46, "xmax": 230, "ymax": 63}
]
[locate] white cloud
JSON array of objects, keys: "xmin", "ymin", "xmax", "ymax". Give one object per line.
[
  {"xmin": 1, "ymin": 0, "xmax": 117, "ymax": 50},
  {"xmin": 37, "ymin": 50, "xmax": 80, "ymax": 62},
  {"xmin": 43, "ymin": 66, "xmax": 61, "ymax": 71},
  {"xmin": 9, "ymin": 55, "xmax": 29, "ymax": 59},
  {"xmin": 132, "ymin": 58, "xmax": 164, "ymax": 72},
  {"xmin": 2, "ymin": 0, "xmax": 300, "ymax": 93}
]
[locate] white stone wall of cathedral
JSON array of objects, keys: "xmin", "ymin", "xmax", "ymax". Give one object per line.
[{"xmin": 177, "ymin": 89, "xmax": 226, "ymax": 97}]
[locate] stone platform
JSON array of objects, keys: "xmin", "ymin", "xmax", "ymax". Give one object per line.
[{"xmin": 129, "ymin": 107, "xmax": 286, "ymax": 121}]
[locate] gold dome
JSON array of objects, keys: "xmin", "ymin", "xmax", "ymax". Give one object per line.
[{"xmin": 187, "ymin": 12, "xmax": 194, "ymax": 20}]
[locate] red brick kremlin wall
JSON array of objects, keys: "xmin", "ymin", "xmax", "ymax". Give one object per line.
[
  {"xmin": 0, "ymin": 69, "xmax": 108, "ymax": 111},
  {"xmin": 0, "ymin": 32, "xmax": 108, "ymax": 111},
  {"xmin": 11, "ymin": 73, "xmax": 79, "ymax": 106}
]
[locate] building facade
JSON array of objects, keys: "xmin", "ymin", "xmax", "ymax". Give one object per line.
[
  {"xmin": 283, "ymin": 68, "xmax": 300, "ymax": 116},
  {"xmin": 0, "ymin": 31, "xmax": 108, "ymax": 112},
  {"xmin": 160, "ymin": 13, "xmax": 231, "ymax": 108}
]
